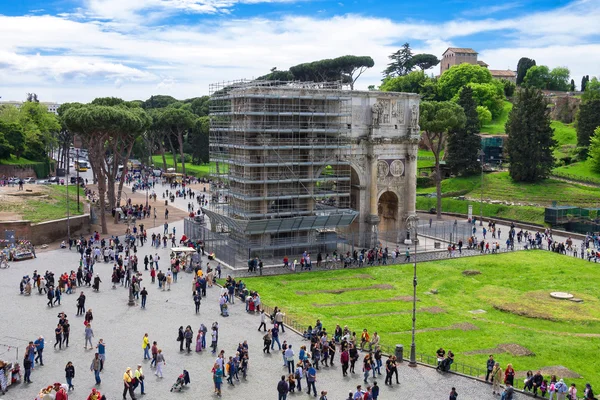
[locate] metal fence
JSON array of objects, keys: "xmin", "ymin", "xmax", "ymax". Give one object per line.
[{"xmin": 184, "ymin": 218, "xmax": 241, "ymax": 269}]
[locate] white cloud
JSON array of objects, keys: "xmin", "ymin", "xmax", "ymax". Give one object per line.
[{"xmin": 0, "ymin": 0, "xmax": 599, "ymax": 102}]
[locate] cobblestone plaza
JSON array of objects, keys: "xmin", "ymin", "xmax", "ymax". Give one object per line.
[{"xmin": 1, "ymin": 194, "xmax": 505, "ymax": 400}]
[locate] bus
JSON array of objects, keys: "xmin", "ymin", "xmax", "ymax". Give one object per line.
[{"xmin": 74, "ymin": 160, "xmax": 89, "ymax": 172}]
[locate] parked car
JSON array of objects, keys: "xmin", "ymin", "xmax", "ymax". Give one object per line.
[
  {"xmin": 70, "ymin": 176, "xmax": 84, "ymax": 184},
  {"xmin": 37, "ymin": 180, "xmax": 52, "ymax": 185},
  {"xmin": 47, "ymin": 176, "xmax": 60, "ymax": 183},
  {"xmin": 23, "ymin": 177, "xmax": 35, "ymax": 184}
]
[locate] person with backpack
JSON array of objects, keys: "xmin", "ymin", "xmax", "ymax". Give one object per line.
[
  {"xmin": 449, "ymin": 387, "xmax": 458, "ymax": 400},
  {"xmin": 555, "ymin": 379, "xmax": 568, "ymax": 400}
]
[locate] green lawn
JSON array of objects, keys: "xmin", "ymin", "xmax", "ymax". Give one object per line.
[
  {"xmin": 553, "ymin": 159, "xmax": 600, "ymax": 184},
  {"xmin": 551, "ymin": 121, "xmax": 577, "ymax": 159},
  {"xmin": 244, "ymin": 252, "xmax": 600, "ymax": 389},
  {"xmin": 480, "ymin": 101, "xmax": 512, "ymax": 134},
  {"xmin": 0, "ymin": 185, "xmax": 84, "ymax": 222},
  {"xmin": 420, "ymin": 172, "xmax": 600, "ymax": 207},
  {"xmin": 417, "ymin": 149, "xmax": 440, "ymax": 169},
  {"xmin": 151, "ymin": 155, "xmax": 220, "ymax": 177},
  {"xmin": 416, "ymin": 196, "xmax": 545, "ymax": 225}
]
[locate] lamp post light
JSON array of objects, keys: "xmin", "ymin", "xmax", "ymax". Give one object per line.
[
  {"xmin": 477, "ymin": 149, "xmax": 485, "ymax": 227},
  {"xmin": 405, "ymin": 215, "xmax": 419, "ymax": 367}
]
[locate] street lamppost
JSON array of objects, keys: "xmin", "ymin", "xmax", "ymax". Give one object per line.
[
  {"xmin": 477, "ymin": 149, "xmax": 485, "ymax": 227},
  {"xmin": 405, "ymin": 215, "xmax": 419, "ymax": 367},
  {"xmin": 76, "ymin": 148, "xmax": 80, "ymax": 213}
]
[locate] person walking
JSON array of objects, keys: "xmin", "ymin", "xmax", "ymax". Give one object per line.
[
  {"xmin": 123, "ymin": 367, "xmax": 136, "ymax": 400},
  {"xmin": 155, "ymin": 349, "xmax": 165, "ymax": 378},
  {"xmin": 150, "ymin": 341, "xmax": 158, "ymax": 368},
  {"xmin": 213, "ymin": 362, "xmax": 223, "ymax": 396},
  {"xmin": 76, "ymin": 292, "xmax": 86, "ymax": 316},
  {"xmin": 271, "ymin": 324, "xmax": 282, "ymax": 351},
  {"xmin": 258, "ymin": 310, "xmax": 267, "ymax": 331},
  {"xmin": 140, "ymin": 287, "xmax": 148, "ymax": 309},
  {"xmin": 62, "ymin": 319, "xmax": 71, "ymax": 347},
  {"xmin": 54, "ymin": 323, "xmax": 63, "ymax": 350},
  {"xmin": 90, "ymin": 353, "xmax": 102, "ymax": 385},
  {"xmin": 23, "ymin": 354, "xmax": 33, "ymax": 384},
  {"xmin": 134, "ymin": 364, "xmax": 145, "ymax": 396},
  {"xmin": 277, "ymin": 375, "xmax": 289, "ymax": 400},
  {"xmin": 177, "ymin": 326, "xmax": 184, "ymax": 352},
  {"xmin": 275, "ymin": 309, "xmax": 285, "ymax": 333},
  {"xmin": 96, "ymin": 339, "xmax": 106, "ymax": 371},
  {"xmin": 194, "ymin": 291, "xmax": 201, "ymax": 314},
  {"xmin": 34, "ymin": 336, "xmax": 45, "ymax": 365},
  {"xmin": 65, "ymin": 361, "xmax": 75, "ymax": 391},
  {"xmin": 142, "ymin": 333, "xmax": 150, "ymax": 360}
]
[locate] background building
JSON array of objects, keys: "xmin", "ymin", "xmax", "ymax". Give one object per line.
[
  {"xmin": 0, "ymin": 100, "xmax": 61, "ymax": 115},
  {"xmin": 440, "ymin": 47, "xmax": 517, "ymax": 83}
]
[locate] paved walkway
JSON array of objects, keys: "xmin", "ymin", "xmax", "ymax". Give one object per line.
[{"xmin": 0, "ymin": 220, "xmax": 506, "ymax": 400}]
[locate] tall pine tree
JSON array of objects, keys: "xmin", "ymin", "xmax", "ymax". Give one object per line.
[
  {"xmin": 446, "ymin": 86, "xmax": 481, "ymax": 176},
  {"xmin": 506, "ymin": 86, "xmax": 556, "ymax": 182}
]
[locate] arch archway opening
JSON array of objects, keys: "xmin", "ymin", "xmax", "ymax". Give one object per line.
[{"xmin": 378, "ymin": 191, "xmax": 399, "ymax": 234}]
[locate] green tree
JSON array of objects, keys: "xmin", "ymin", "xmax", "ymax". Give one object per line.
[
  {"xmin": 581, "ymin": 77, "xmax": 600, "ymax": 102},
  {"xmin": 576, "ymin": 99, "xmax": 600, "ymax": 148},
  {"xmin": 506, "ymin": 86, "xmax": 556, "ymax": 182},
  {"xmin": 446, "ymin": 86, "xmax": 481, "ymax": 176},
  {"xmin": 463, "ymin": 81, "xmax": 505, "ymax": 119},
  {"xmin": 438, "ymin": 63, "xmax": 493, "ymax": 100},
  {"xmin": 380, "ymin": 70, "xmax": 430, "ymax": 93},
  {"xmin": 289, "ymin": 55, "xmax": 374, "ymax": 89},
  {"xmin": 142, "ymin": 95, "xmax": 178, "ymax": 110},
  {"xmin": 157, "ymin": 107, "xmax": 197, "ymax": 177},
  {"xmin": 187, "ymin": 96, "xmax": 210, "ymax": 117},
  {"xmin": 570, "ymin": 79, "xmax": 576, "ymax": 92},
  {"xmin": 548, "ymin": 67, "xmax": 570, "ymax": 91},
  {"xmin": 523, "ymin": 65, "xmax": 550, "ymax": 89},
  {"xmin": 189, "ymin": 116, "xmax": 210, "ymax": 164},
  {"xmin": 419, "ymin": 101, "xmax": 466, "ymax": 219},
  {"xmin": 581, "ymin": 75, "xmax": 590, "ymax": 92},
  {"xmin": 516, "ymin": 57, "xmax": 536, "ymax": 85},
  {"xmin": 589, "ymin": 127, "xmax": 600, "ymax": 173},
  {"xmin": 406, "ymin": 54, "xmax": 440, "ymax": 71},
  {"xmin": 0, "ymin": 131, "xmax": 13, "ymax": 159},
  {"xmin": 62, "ymin": 103, "xmax": 150, "ymax": 233},
  {"xmin": 0, "ymin": 120, "xmax": 24, "ymax": 158},
  {"xmin": 383, "ymin": 43, "xmax": 413, "ymax": 78},
  {"xmin": 476, "ymin": 106, "xmax": 493, "ymax": 126},
  {"xmin": 501, "ymin": 79, "xmax": 516, "ymax": 97}
]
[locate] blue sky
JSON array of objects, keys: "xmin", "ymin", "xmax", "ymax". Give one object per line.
[{"xmin": 0, "ymin": 0, "xmax": 598, "ymax": 102}]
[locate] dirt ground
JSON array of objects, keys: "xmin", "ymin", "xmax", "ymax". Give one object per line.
[{"xmin": 0, "ymin": 184, "xmax": 52, "ymax": 221}]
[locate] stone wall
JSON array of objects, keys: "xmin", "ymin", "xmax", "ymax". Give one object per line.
[
  {"xmin": 0, "ymin": 166, "xmax": 38, "ymax": 179},
  {"xmin": 0, "ymin": 214, "xmax": 91, "ymax": 245}
]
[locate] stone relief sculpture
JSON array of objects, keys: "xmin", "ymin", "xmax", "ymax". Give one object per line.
[
  {"xmin": 410, "ymin": 104, "xmax": 419, "ymax": 131},
  {"xmin": 372, "ymin": 101, "xmax": 384, "ymax": 128},
  {"xmin": 377, "ymin": 160, "xmax": 389, "ymax": 178},
  {"xmin": 389, "ymin": 160, "xmax": 405, "ymax": 177}
]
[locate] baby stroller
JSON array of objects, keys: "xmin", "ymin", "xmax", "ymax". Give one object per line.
[
  {"xmin": 170, "ymin": 370, "xmax": 190, "ymax": 392},
  {"xmin": 221, "ymin": 303, "xmax": 229, "ymax": 317}
]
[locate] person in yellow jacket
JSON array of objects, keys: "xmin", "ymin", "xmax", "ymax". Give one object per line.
[
  {"xmin": 123, "ymin": 367, "xmax": 136, "ymax": 399},
  {"xmin": 134, "ymin": 364, "xmax": 145, "ymax": 395},
  {"xmin": 142, "ymin": 333, "xmax": 150, "ymax": 360}
]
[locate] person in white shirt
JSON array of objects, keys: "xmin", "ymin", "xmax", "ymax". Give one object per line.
[{"xmin": 284, "ymin": 345, "xmax": 295, "ymax": 374}]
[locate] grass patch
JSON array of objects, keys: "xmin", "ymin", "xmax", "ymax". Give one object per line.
[
  {"xmin": 421, "ymin": 172, "xmax": 600, "ymax": 207},
  {"xmin": 553, "ymin": 159, "xmax": 600, "ymax": 184},
  {"xmin": 151, "ymin": 155, "xmax": 221, "ymax": 177},
  {"xmin": 480, "ymin": 101, "xmax": 512, "ymax": 134},
  {"xmin": 244, "ymin": 251, "xmax": 600, "ymax": 389},
  {"xmin": 0, "ymin": 156, "xmax": 42, "ymax": 165},
  {"xmin": 551, "ymin": 121, "xmax": 577, "ymax": 159},
  {"xmin": 0, "ymin": 185, "xmax": 84, "ymax": 222},
  {"xmin": 416, "ymin": 196, "xmax": 545, "ymax": 225}
]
